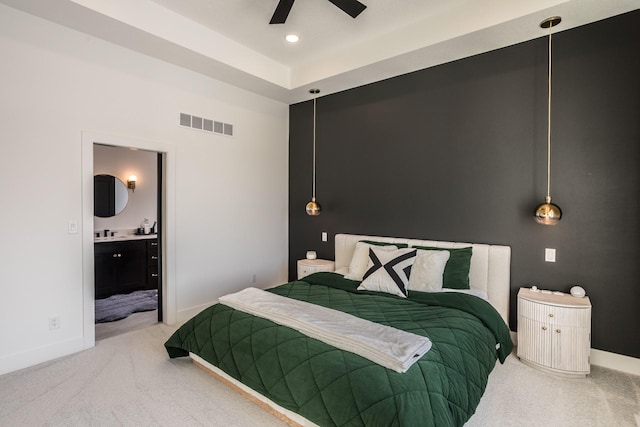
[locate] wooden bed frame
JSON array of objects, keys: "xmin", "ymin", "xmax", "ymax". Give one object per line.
[{"xmin": 190, "ymin": 233, "xmax": 512, "ymax": 426}]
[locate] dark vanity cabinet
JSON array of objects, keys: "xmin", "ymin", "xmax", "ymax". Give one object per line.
[{"xmin": 94, "ymin": 238, "xmax": 158, "ymax": 299}]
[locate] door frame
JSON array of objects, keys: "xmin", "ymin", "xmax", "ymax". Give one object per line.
[{"xmin": 81, "ymin": 131, "xmax": 177, "ymax": 349}]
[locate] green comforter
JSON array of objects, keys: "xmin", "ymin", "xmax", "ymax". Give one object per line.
[{"xmin": 165, "ymin": 272, "xmax": 513, "ymax": 426}]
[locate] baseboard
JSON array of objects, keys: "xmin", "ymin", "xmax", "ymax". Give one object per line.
[
  {"xmin": 0, "ymin": 336, "xmax": 84, "ymax": 376},
  {"xmin": 590, "ymin": 349, "xmax": 640, "ymax": 376}
]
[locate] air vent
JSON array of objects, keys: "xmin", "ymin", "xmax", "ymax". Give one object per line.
[{"xmin": 179, "ymin": 113, "xmax": 234, "ymax": 137}]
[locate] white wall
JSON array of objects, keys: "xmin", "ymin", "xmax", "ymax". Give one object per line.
[{"xmin": 0, "ymin": 5, "xmax": 289, "ymax": 375}]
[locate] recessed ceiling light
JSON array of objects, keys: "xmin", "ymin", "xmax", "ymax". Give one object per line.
[{"xmin": 285, "ymin": 34, "xmax": 299, "ymax": 43}]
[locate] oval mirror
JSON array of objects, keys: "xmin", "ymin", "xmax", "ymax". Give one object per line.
[{"xmin": 94, "ymin": 174, "xmax": 129, "ymax": 217}]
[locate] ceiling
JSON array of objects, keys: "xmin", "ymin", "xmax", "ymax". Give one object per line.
[{"xmin": 1, "ymin": 0, "xmax": 638, "ymax": 104}]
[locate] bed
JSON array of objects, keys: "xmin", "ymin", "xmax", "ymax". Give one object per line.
[{"xmin": 165, "ymin": 233, "xmax": 513, "ymax": 426}]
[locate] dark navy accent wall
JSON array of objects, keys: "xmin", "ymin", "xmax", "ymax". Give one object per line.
[{"xmin": 288, "ymin": 11, "xmax": 640, "ymax": 358}]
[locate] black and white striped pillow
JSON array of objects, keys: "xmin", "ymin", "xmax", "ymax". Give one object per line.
[{"xmin": 357, "ymin": 248, "xmax": 417, "ymax": 298}]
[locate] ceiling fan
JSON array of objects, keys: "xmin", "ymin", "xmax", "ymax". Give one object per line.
[{"xmin": 270, "ymin": 0, "xmax": 367, "ymax": 24}]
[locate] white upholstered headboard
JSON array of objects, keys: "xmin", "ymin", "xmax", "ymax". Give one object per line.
[{"xmin": 334, "ymin": 234, "xmax": 511, "ymax": 323}]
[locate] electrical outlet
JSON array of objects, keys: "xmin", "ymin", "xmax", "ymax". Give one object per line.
[
  {"xmin": 322, "ymin": 232, "xmax": 328, "ymax": 242},
  {"xmin": 49, "ymin": 315, "xmax": 60, "ymax": 330},
  {"xmin": 68, "ymin": 221, "xmax": 78, "ymax": 234},
  {"xmin": 545, "ymin": 248, "xmax": 556, "ymax": 263}
]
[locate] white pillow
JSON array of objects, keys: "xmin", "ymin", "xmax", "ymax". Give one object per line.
[
  {"xmin": 345, "ymin": 242, "xmax": 398, "ymax": 281},
  {"xmin": 408, "ymin": 249, "xmax": 451, "ymax": 293},
  {"xmin": 357, "ymin": 247, "xmax": 417, "ymax": 298}
]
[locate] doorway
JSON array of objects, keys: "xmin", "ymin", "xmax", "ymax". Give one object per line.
[
  {"xmin": 81, "ymin": 131, "xmax": 176, "ymax": 350},
  {"xmin": 93, "ymin": 144, "xmax": 162, "ymax": 340}
]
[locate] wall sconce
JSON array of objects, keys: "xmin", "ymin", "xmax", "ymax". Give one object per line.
[{"xmin": 127, "ymin": 175, "xmax": 137, "ymax": 192}]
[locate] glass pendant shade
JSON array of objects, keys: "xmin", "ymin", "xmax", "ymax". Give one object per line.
[
  {"xmin": 306, "ymin": 197, "xmax": 321, "ymax": 216},
  {"xmin": 534, "ymin": 196, "xmax": 562, "ymax": 225}
]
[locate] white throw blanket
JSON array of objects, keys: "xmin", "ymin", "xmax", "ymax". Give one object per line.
[{"xmin": 218, "ymin": 287, "xmax": 432, "ymax": 373}]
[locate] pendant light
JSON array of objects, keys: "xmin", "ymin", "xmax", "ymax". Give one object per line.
[
  {"xmin": 306, "ymin": 89, "xmax": 321, "ymax": 216},
  {"xmin": 534, "ymin": 16, "xmax": 563, "ymax": 225}
]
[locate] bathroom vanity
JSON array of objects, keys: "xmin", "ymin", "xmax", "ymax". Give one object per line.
[{"xmin": 94, "ymin": 235, "xmax": 158, "ymax": 299}]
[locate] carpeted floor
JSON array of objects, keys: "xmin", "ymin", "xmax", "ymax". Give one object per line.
[
  {"xmin": 0, "ymin": 323, "xmax": 284, "ymax": 427},
  {"xmin": 0, "ymin": 323, "xmax": 638, "ymax": 426},
  {"xmin": 468, "ymin": 353, "xmax": 640, "ymax": 427}
]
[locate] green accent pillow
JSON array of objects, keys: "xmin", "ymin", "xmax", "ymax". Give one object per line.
[
  {"xmin": 361, "ymin": 240, "xmax": 409, "ymax": 248},
  {"xmin": 411, "ymin": 245, "xmax": 472, "ymax": 289}
]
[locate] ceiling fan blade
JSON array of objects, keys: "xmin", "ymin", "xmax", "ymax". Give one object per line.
[
  {"xmin": 327, "ymin": 0, "xmax": 367, "ymax": 19},
  {"xmin": 270, "ymin": 0, "xmax": 295, "ymax": 24}
]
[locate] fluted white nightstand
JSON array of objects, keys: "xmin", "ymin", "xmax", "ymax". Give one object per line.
[
  {"xmin": 517, "ymin": 287, "xmax": 591, "ymax": 377},
  {"xmin": 297, "ymin": 259, "xmax": 335, "ymax": 279}
]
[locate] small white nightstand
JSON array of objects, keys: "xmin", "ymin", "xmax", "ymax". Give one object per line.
[
  {"xmin": 517, "ymin": 287, "xmax": 592, "ymax": 377},
  {"xmin": 297, "ymin": 259, "xmax": 335, "ymax": 279}
]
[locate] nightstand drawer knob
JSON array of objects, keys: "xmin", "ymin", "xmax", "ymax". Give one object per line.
[
  {"xmin": 542, "ymin": 326, "xmax": 548, "ymax": 331},
  {"xmin": 548, "ymin": 313, "xmax": 554, "ymax": 317},
  {"xmin": 556, "ymin": 329, "xmax": 561, "ymax": 333}
]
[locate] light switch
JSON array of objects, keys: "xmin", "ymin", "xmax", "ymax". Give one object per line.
[
  {"xmin": 545, "ymin": 248, "xmax": 556, "ymax": 262},
  {"xmin": 322, "ymin": 232, "xmax": 328, "ymax": 242},
  {"xmin": 68, "ymin": 221, "xmax": 78, "ymax": 234}
]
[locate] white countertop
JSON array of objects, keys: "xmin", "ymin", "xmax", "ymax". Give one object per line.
[{"xmin": 94, "ymin": 234, "xmax": 157, "ymax": 243}]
